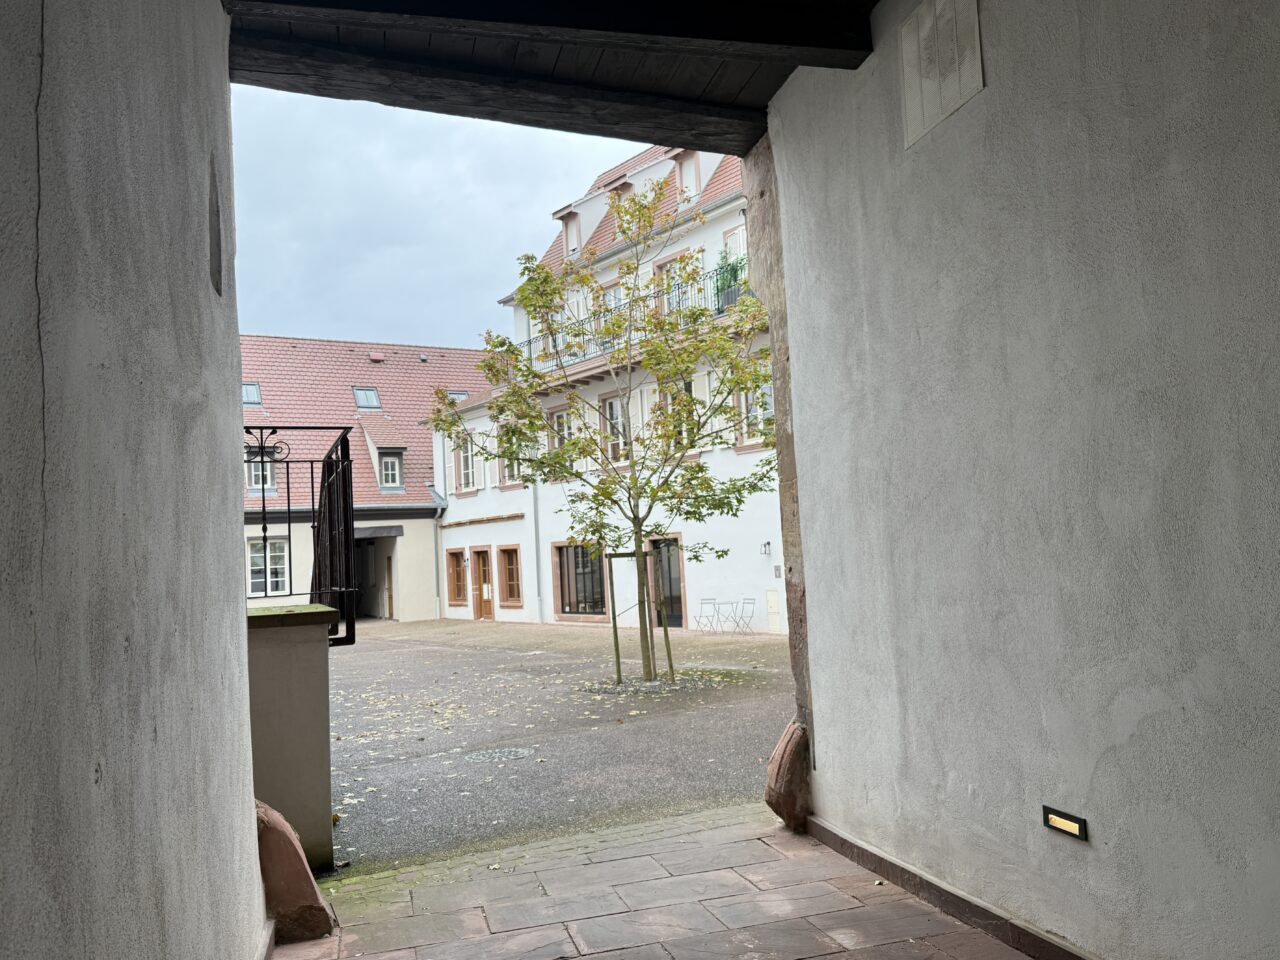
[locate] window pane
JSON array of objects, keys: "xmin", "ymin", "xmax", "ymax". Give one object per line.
[
  {"xmin": 557, "ymin": 546, "xmax": 604, "ymax": 615},
  {"xmin": 381, "ymin": 456, "xmax": 400, "ymax": 486},
  {"xmin": 242, "ymin": 382, "xmax": 261, "ymax": 405},
  {"xmin": 268, "ymin": 541, "xmax": 287, "ymax": 593},
  {"xmin": 353, "ymin": 387, "xmax": 381, "ymax": 408},
  {"xmin": 249, "ymin": 542, "xmax": 266, "ymax": 594}
]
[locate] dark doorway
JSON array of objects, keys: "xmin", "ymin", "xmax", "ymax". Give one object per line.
[{"xmin": 651, "ymin": 538, "xmax": 684, "ymax": 628}]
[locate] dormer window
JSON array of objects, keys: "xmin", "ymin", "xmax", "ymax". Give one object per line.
[
  {"xmin": 353, "ymin": 386, "xmax": 381, "ymax": 409},
  {"xmin": 246, "ymin": 458, "xmax": 275, "ymax": 492},
  {"xmin": 677, "ymin": 153, "xmax": 701, "ymax": 201},
  {"xmin": 380, "ymin": 452, "xmax": 403, "ymax": 489},
  {"xmin": 242, "ymin": 382, "xmax": 262, "ymax": 405},
  {"xmin": 563, "ymin": 215, "xmax": 581, "ymax": 255}
]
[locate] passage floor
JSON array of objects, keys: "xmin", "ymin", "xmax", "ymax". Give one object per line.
[{"xmin": 279, "ymin": 803, "xmax": 1032, "ymax": 959}]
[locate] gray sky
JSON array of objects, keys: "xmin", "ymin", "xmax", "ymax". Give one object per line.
[{"xmin": 230, "ymin": 85, "xmax": 644, "ymax": 348}]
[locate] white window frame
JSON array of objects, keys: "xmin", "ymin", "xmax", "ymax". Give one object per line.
[
  {"xmin": 741, "ymin": 382, "xmax": 774, "ymax": 441},
  {"xmin": 353, "ymin": 386, "xmax": 381, "ymax": 409},
  {"xmin": 723, "ymin": 226, "xmax": 746, "ymax": 263},
  {"xmin": 242, "ymin": 382, "xmax": 262, "ymax": 405},
  {"xmin": 380, "ymin": 452, "xmax": 402, "ymax": 488},
  {"xmin": 245, "ymin": 458, "xmax": 276, "ymax": 491},
  {"xmin": 457, "ymin": 438, "xmax": 477, "ymax": 491},
  {"xmin": 549, "ymin": 409, "xmax": 574, "ymax": 451},
  {"xmin": 247, "ymin": 538, "xmax": 289, "ymax": 597},
  {"xmin": 603, "ymin": 396, "xmax": 629, "ymax": 463}
]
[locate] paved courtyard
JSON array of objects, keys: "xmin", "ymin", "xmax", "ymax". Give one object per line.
[
  {"xmin": 328, "ymin": 619, "xmax": 795, "ymax": 876},
  {"xmin": 279, "ymin": 804, "xmax": 1032, "ymax": 960}
]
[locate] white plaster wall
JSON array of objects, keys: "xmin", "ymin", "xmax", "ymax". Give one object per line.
[
  {"xmin": 248, "ymin": 622, "xmax": 333, "ymax": 870},
  {"xmin": 768, "ymin": 3, "xmax": 1280, "ymax": 958},
  {"xmin": 389, "ymin": 517, "xmax": 441, "ymax": 622},
  {"xmin": 0, "ymin": 2, "xmax": 265, "ymax": 959},
  {"xmin": 438, "ymin": 426, "xmax": 785, "ymax": 632}
]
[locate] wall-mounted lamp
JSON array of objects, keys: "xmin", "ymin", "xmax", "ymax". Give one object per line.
[{"xmin": 760, "ymin": 541, "xmax": 771, "ymax": 556}]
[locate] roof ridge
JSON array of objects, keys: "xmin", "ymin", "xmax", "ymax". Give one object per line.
[{"xmin": 239, "ymin": 332, "xmax": 486, "ymax": 354}]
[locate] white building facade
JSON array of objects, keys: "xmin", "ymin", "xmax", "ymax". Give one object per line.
[{"xmin": 436, "ymin": 148, "xmax": 786, "ymax": 634}]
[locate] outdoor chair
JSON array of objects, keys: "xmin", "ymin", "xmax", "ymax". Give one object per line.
[
  {"xmin": 731, "ymin": 598, "xmax": 756, "ymax": 635},
  {"xmin": 694, "ymin": 598, "xmax": 719, "ymax": 633},
  {"xmin": 716, "ymin": 600, "xmax": 739, "ymax": 633}
]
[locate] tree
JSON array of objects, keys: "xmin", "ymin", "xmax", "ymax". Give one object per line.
[{"xmin": 429, "ymin": 181, "xmax": 776, "ymax": 681}]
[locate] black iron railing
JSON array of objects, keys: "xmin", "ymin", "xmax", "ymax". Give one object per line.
[
  {"xmin": 244, "ymin": 425, "xmax": 357, "ymax": 646},
  {"xmin": 517, "ymin": 258, "xmax": 749, "ymax": 373}
]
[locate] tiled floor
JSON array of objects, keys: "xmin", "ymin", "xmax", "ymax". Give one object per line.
[{"xmin": 275, "ymin": 803, "xmax": 1032, "ymax": 960}]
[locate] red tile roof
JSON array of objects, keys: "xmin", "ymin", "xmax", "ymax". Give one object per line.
[
  {"xmin": 541, "ymin": 152, "xmax": 745, "ymax": 270},
  {"xmin": 588, "ymin": 144, "xmax": 671, "ymax": 192},
  {"xmin": 241, "ymin": 335, "xmax": 487, "ymax": 513},
  {"xmin": 696, "ymin": 155, "xmax": 744, "ymax": 208}
]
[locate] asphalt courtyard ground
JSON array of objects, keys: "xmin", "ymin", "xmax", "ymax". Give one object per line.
[{"xmin": 328, "ymin": 619, "xmax": 794, "ymax": 879}]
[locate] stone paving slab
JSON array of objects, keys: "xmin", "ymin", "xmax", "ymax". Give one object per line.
[
  {"xmin": 277, "ymin": 804, "xmax": 1036, "ymax": 960},
  {"xmin": 487, "ymin": 890, "xmax": 630, "ymax": 934},
  {"xmin": 701, "ymin": 881, "xmax": 860, "ymax": 929},
  {"xmin": 661, "ymin": 917, "xmax": 843, "ymax": 960},
  {"xmin": 653, "ymin": 839, "xmax": 783, "ymax": 877},
  {"xmin": 809, "ymin": 903, "xmax": 971, "ymax": 951},
  {"xmin": 539, "ymin": 855, "xmax": 671, "ymax": 897},
  {"xmin": 567, "ymin": 902, "xmax": 725, "ymax": 953},
  {"xmin": 614, "ymin": 869, "xmax": 757, "ymax": 911},
  {"xmin": 414, "ymin": 924, "xmax": 577, "ymax": 960}
]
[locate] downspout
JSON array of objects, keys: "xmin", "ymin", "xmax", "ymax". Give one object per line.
[
  {"xmin": 525, "ymin": 335, "xmax": 546, "ymax": 623},
  {"xmin": 432, "ymin": 505, "xmax": 442, "ymax": 619},
  {"xmin": 434, "ymin": 430, "xmax": 449, "ymax": 619},
  {"xmin": 530, "ymin": 480, "xmax": 545, "ymax": 622}
]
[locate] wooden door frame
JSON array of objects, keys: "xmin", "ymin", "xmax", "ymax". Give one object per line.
[{"xmin": 469, "ymin": 544, "xmax": 494, "ymax": 620}]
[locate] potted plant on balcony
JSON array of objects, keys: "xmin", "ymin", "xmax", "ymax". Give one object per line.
[{"xmin": 714, "ymin": 248, "xmax": 747, "ymax": 312}]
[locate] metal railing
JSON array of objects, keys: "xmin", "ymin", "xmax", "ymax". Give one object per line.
[
  {"xmin": 244, "ymin": 425, "xmax": 357, "ymax": 646},
  {"xmin": 517, "ymin": 258, "xmax": 749, "ymax": 373}
]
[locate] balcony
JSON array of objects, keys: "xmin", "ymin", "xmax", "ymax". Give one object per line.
[{"xmin": 517, "ymin": 258, "xmax": 749, "ymax": 373}]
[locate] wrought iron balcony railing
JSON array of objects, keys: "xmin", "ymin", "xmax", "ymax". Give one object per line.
[
  {"xmin": 243, "ymin": 425, "xmax": 358, "ymax": 646},
  {"xmin": 516, "ymin": 258, "xmax": 749, "ymax": 373}
]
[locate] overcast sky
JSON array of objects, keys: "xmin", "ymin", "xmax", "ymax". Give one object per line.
[{"xmin": 230, "ymin": 85, "xmax": 644, "ymax": 349}]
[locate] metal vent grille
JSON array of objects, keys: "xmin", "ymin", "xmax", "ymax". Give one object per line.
[{"xmin": 900, "ymin": 0, "xmax": 984, "ymax": 147}]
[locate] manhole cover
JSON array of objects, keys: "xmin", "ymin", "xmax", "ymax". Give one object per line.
[{"xmin": 463, "ymin": 747, "xmax": 533, "ymax": 763}]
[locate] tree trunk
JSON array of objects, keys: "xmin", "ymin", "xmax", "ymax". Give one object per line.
[{"xmin": 633, "ymin": 530, "xmax": 654, "ymax": 681}]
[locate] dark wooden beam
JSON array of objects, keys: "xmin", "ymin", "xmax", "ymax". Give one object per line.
[
  {"xmin": 223, "ymin": 2, "xmax": 874, "ymax": 69},
  {"xmin": 230, "ymin": 31, "xmax": 769, "ymax": 154}
]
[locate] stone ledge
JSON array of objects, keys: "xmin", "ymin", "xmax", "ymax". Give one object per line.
[{"xmin": 247, "ymin": 604, "xmax": 340, "ymax": 631}]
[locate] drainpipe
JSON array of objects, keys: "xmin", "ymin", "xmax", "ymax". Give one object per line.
[
  {"xmin": 434, "ymin": 431, "xmax": 448, "ymax": 619},
  {"xmin": 525, "ymin": 335, "xmax": 546, "ymax": 624},
  {"xmin": 433, "ymin": 507, "xmax": 442, "ymax": 619},
  {"xmin": 531, "ymin": 481, "xmax": 545, "ymax": 622}
]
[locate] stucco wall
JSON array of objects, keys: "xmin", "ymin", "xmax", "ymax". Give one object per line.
[
  {"xmin": 0, "ymin": 2, "xmax": 265, "ymax": 958},
  {"xmin": 389, "ymin": 517, "xmax": 441, "ymax": 622},
  {"xmin": 768, "ymin": 2, "xmax": 1280, "ymax": 959},
  {"xmin": 248, "ymin": 620, "xmax": 334, "ymax": 870},
  {"xmin": 438, "ymin": 433, "xmax": 786, "ymax": 632}
]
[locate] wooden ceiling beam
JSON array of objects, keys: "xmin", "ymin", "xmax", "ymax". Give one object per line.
[
  {"xmin": 229, "ymin": 32, "xmax": 768, "ymax": 154},
  {"xmin": 223, "ymin": 2, "xmax": 874, "ymax": 69}
]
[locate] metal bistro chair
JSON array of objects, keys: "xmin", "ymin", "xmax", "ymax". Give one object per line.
[
  {"xmin": 731, "ymin": 598, "xmax": 756, "ymax": 635},
  {"xmin": 694, "ymin": 598, "xmax": 719, "ymax": 633},
  {"xmin": 716, "ymin": 600, "xmax": 739, "ymax": 634}
]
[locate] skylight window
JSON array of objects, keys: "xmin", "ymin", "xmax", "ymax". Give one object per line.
[
  {"xmin": 353, "ymin": 386, "xmax": 381, "ymax": 409},
  {"xmin": 447, "ymin": 390, "xmax": 470, "ymax": 402},
  {"xmin": 242, "ymin": 382, "xmax": 261, "ymax": 405}
]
